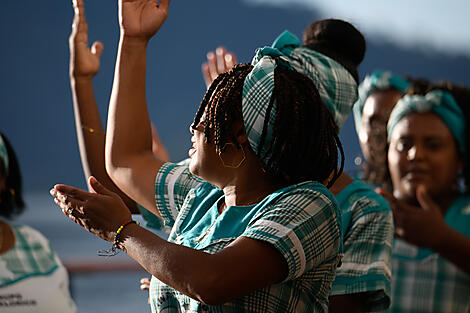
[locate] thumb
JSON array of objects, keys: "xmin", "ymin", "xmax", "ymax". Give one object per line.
[
  {"xmin": 416, "ymin": 185, "xmax": 440, "ymax": 212},
  {"xmin": 88, "ymin": 176, "xmax": 113, "ymax": 196},
  {"xmin": 91, "ymin": 41, "xmax": 104, "ymax": 59}
]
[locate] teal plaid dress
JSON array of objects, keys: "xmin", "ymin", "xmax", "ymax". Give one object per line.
[
  {"xmin": 386, "ymin": 195, "xmax": 470, "ymax": 313},
  {"xmin": 332, "ymin": 181, "xmax": 393, "ymax": 311},
  {"xmin": 149, "ymin": 162, "xmax": 343, "ymax": 313}
]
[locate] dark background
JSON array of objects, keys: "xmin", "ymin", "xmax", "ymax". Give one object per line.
[{"xmin": 1, "ymin": 0, "xmax": 469, "ymax": 192}]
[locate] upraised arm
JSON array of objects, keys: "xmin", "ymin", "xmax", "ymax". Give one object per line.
[
  {"xmin": 105, "ymin": 0, "xmax": 170, "ymax": 216},
  {"xmin": 69, "ymin": 0, "xmax": 142, "ymax": 212}
]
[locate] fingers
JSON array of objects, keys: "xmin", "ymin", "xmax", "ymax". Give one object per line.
[
  {"xmin": 201, "ymin": 63, "xmax": 212, "ymax": 89},
  {"xmin": 88, "ymin": 176, "xmax": 114, "ymax": 196},
  {"xmin": 53, "ymin": 184, "xmax": 92, "ymax": 201},
  {"xmin": 225, "ymin": 51, "xmax": 237, "ymax": 69},
  {"xmin": 206, "ymin": 51, "xmax": 218, "ymax": 82},
  {"xmin": 140, "ymin": 277, "xmax": 151, "ymax": 290},
  {"xmin": 216, "ymin": 47, "xmax": 227, "ymax": 74},
  {"xmin": 91, "ymin": 41, "xmax": 104, "ymax": 58},
  {"xmin": 416, "ymin": 185, "xmax": 440, "ymax": 212}
]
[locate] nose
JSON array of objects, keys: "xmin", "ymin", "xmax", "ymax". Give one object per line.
[
  {"xmin": 407, "ymin": 145, "xmax": 424, "ymax": 161},
  {"xmin": 189, "ymin": 125, "xmax": 194, "ymax": 134}
]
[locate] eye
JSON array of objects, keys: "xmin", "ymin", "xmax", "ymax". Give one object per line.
[
  {"xmin": 395, "ymin": 138, "xmax": 412, "ymax": 152},
  {"xmin": 425, "ymin": 140, "xmax": 443, "ymax": 151}
]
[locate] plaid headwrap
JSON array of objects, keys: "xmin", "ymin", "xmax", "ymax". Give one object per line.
[
  {"xmin": 242, "ymin": 30, "xmax": 358, "ymax": 163},
  {"xmin": 387, "ymin": 90, "xmax": 466, "ymax": 155},
  {"xmin": 353, "ymin": 70, "xmax": 410, "ymax": 133},
  {"xmin": 0, "ymin": 134, "xmax": 9, "ymax": 173}
]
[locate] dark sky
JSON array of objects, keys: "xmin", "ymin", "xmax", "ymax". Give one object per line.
[{"xmin": 1, "ymin": 0, "xmax": 469, "ymax": 191}]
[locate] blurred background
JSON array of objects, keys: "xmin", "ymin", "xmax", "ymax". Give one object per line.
[{"xmin": 1, "ymin": 0, "xmax": 469, "ymax": 312}]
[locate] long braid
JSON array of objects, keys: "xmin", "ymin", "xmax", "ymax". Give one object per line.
[{"xmin": 192, "ymin": 63, "xmax": 343, "ymax": 186}]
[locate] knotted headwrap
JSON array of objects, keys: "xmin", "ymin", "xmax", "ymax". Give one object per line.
[
  {"xmin": 242, "ymin": 30, "xmax": 358, "ymax": 163},
  {"xmin": 0, "ymin": 134, "xmax": 9, "ymax": 173},
  {"xmin": 353, "ymin": 70, "xmax": 410, "ymax": 133},
  {"xmin": 387, "ymin": 90, "xmax": 466, "ymax": 155}
]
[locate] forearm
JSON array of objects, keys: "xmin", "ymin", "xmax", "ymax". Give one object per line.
[
  {"xmin": 120, "ymin": 224, "xmax": 286, "ymax": 305},
  {"xmin": 120, "ymin": 224, "xmax": 224, "ymax": 304},
  {"xmin": 106, "ymin": 36, "xmax": 153, "ymax": 171},
  {"xmin": 71, "ymin": 76, "xmax": 139, "ymax": 212},
  {"xmin": 434, "ymin": 226, "xmax": 470, "ymax": 275}
]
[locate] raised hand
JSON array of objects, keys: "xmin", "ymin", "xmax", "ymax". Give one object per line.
[
  {"xmin": 376, "ymin": 186, "xmax": 448, "ymax": 249},
  {"xmin": 50, "ymin": 176, "xmax": 132, "ymax": 243},
  {"xmin": 69, "ymin": 0, "xmax": 103, "ymax": 78},
  {"xmin": 202, "ymin": 47, "xmax": 237, "ymax": 88},
  {"xmin": 119, "ymin": 0, "xmax": 170, "ymax": 40}
]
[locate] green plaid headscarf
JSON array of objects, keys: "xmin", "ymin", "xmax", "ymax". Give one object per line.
[
  {"xmin": 0, "ymin": 134, "xmax": 8, "ymax": 173},
  {"xmin": 353, "ymin": 70, "xmax": 410, "ymax": 133},
  {"xmin": 242, "ymin": 30, "xmax": 358, "ymax": 163},
  {"xmin": 387, "ymin": 90, "xmax": 466, "ymax": 155}
]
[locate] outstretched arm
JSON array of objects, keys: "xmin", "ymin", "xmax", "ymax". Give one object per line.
[
  {"xmin": 70, "ymin": 0, "xmax": 142, "ymax": 212},
  {"xmin": 105, "ymin": 0, "xmax": 171, "ymax": 216},
  {"xmin": 51, "ymin": 178, "xmax": 288, "ymax": 304}
]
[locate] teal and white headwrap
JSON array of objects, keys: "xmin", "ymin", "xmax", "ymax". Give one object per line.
[
  {"xmin": 0, "ymin": 134, "xmax": 9, "ymax": 174},
  {"xmin": 387, "ymin": 90, "xmax": 466, "ymax": 155},
  {"xmin": 353, "ymin": 70, "xmax": 410, "ymax": 133},
  {"xmin": 242, "ymin": 30, "xmax": 358, "ymax": 162}
]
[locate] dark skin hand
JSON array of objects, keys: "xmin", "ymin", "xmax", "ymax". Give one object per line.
[{"xmin": 377, "ymin": 185, "xmax": 470, "ymax": 275}]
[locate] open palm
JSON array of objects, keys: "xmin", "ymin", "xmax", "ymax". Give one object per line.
[
  {"xmin": 120, "ymin": 0, "xmax": 170, "ymax": 39},
  {"xmin": 70, "ymin": 0, "xmax": 103, "ymax": 77}
]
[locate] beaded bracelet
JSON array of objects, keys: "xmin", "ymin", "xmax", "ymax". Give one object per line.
[{"xmin": 98, "ymin": 220, "xmax": 139, "ymax": 257}]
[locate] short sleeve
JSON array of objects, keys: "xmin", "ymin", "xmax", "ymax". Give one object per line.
[
  {"xmin": 155, "ymin": 162, "xmax": 205, "ymax": 228},
  {"xmin": 136, "ymin": 203, "xmax": 165, "ymax": 231},
  {"xmin": 241, "ymin": 185, "xmax": 342, "ymax": 281},
  {"xmin": 331, "ymin": 197, "xmax": 393, "ymax": 312}
]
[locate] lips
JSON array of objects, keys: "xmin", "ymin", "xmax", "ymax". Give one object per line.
[{"xmin": 404, "ymin": 168, "xmax": 428, "ymax": 180}]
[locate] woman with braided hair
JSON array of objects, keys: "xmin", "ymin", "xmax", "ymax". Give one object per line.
[{"xmin": 50, "ymin": 0, "xmax": 354, "ymax": 312}]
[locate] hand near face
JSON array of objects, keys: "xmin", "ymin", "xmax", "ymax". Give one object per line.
[
  {"xmin": 376, "ymin": 185, "xmax": 449, "ymax": 249},
  {"xmin": 50, "ymin": 176, "xmax": 132, "ymax": 243},
  {"xmin": 202, "ymin": 47, "xmax": 238, "ymax": 88},
  {"xmin": 119, "ymin": 0, "xmax": 170, "ymax": 40},
  {"xmin": 69, "ymin": 0, "xmax": 103, "ymax": 78}
]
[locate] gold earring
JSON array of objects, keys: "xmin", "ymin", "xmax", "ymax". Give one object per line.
[{"xmin": 218, "ymin": 143, "xmax": 246, "ymax": 168}]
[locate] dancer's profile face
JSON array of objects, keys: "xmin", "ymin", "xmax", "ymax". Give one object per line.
[
  {"xmin": 388, "ymin": 112, "xmax": 461, "ymax": 202},
  {"xmin": 188, "ymin": 112, "xmax": 222, "ymax": 182},
  {"xmin": 359, "ymin": 89, "xmax": 403, "ymax": 163}
]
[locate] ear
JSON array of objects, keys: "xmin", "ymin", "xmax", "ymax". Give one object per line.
[{"xmin": 232, "ymin": 120, "xmax": 248, "ymax": 145}]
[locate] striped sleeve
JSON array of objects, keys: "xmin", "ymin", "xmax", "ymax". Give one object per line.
[
  {"xmin": 241, "ymin": 187, "xmax": 342, "ymax": 281},
  {"xmin": 154, "ymin": 162, "xmax": 205, "ymax": 228},
  {"xmin": 331, "ymin": 197, "xmax": 393, "ymax": 312}
]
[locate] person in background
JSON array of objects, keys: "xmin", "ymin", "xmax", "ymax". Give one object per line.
[
  {"xmin": 353, "ymin": 71, "xmax": 429, "ymax": 190},
  {"xmin": 0, "ymin": 133, "xmax": 76, "ymax": 313},
  {"xmin": 378, "ymin": 84, "xmax": 470, "ymax": 312},
  {"xmin": 50, "ymin": 0, "xmax": 354, "ymax": 311}
]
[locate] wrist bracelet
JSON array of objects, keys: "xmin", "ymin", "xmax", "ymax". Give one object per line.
[{"xmin": 98, "ymin": 220, "xmax": 139, "ymax": 257}]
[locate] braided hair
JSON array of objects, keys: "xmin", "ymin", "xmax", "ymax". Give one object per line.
[
  {"xmin": 191, "ymin": 63, "xmax": 343, "ymax": 187},
  {"xmin": 0, "ymin": 133, "xmax": 25, "ymax": 219}
]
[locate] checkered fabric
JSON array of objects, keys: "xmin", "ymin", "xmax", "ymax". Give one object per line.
[
  {"xmin": 0, "ymin": 134, "xmax": 9, "ymax": 173},
  {"xmin": 386, "ymin": 195, "xmax": 470, "ymax": 313},
  {"xmin": 242, "ymin": 30, "xmax": 358, "ymax": 161},
  {"xmin": 332, "ymin": 181, "xmax": 393, "ymax": 312},
  {"xmin": 353, "ymin": 70, "xmax": 410, "ymax": 134},
  {"xmin": 0, "ymin": 225, "xmax": 58, "ymax": 287},
  {"xmin": 150, "ymin": 162, "xmax": 343, "ymax": 313}
]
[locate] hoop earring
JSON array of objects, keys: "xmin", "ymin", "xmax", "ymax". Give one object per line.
[{"xmin": 218, "ymin": 143, "xmax": 246, "ymax": 168}]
